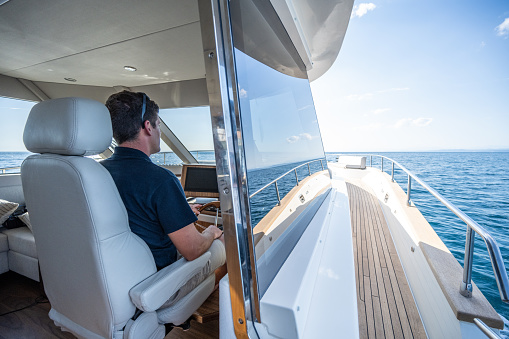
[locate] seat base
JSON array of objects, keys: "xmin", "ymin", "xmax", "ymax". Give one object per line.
[{"xmin": 192, "ymin": 289, "xmax": 219, "ymax": 323}]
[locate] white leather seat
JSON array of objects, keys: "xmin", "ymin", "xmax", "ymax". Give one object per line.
[{"xmin": 21, "ymin": 97, "xmax": 224, "ymax": 339}]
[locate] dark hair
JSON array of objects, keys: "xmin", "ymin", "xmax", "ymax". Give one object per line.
[{"xmin": 105, "ymin": 91, "xmax": 159, "ymax": 144}]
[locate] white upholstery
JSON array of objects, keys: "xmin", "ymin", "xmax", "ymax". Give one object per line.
[
  {"xmin": 337, "ymin": 156, "xmax": 366, "ymax": 169},
  {"xmin": 2, "ymin": 227, "xmax": 37, "ymax": 258},
  {"xmin": 0, "ymin": 232, "xmax": 8, "ymax": 252},
  {"xmin": 7, "ymin": 250, "xmax": 39, "ymax": 281},
  {"xmin": 23, "ymin": 97, "xmax": 112, "ymax": 156},
  {"xmin": 21, "ymin": 97, "xmax": 223, "ymax": 338},
  {"xmin": 0, "ymin": 174, "xmax": 40, "ymax": 281},
  {"xmin": 0, "ymin": 253, "xmax": 8, "ymax": 274},
  {"xmin": 130, "ymin": 251, "xmax": 211, "ymax": 312},
  {"xmin": 0, "ymin": 238, "xmax": 8, "ymax": 274},
  {"xmin": 157, "ymin": 274, "xmax": 215, "ymax": 325},
  {"xmin": 1, "ymin": 226, "xmax": 40, "ymax": 280}
]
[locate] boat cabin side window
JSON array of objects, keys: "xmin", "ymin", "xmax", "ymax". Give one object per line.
[
  {"xmin": 0, "ymin": 97, "xmax": 36, "ymax": 173},
  {"xmin": 150, "ymin": 106, "xmax": 215, "ymax": 167}
]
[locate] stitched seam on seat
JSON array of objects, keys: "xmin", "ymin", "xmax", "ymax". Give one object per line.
[
  {"xmin": 68, "ymin": 98, "xmax": 78, "ymax": 151},
  {"xmin": 29, "ymin": 155, "xmax": 117, "ymax": 333}
]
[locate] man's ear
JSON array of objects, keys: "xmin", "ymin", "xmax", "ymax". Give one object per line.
[{"xmin": 143, "ymin": 120, "xmax": 153, "ymax": 134}]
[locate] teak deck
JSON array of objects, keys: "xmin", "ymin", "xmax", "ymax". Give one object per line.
[{"xmin": 347, "ymin": 181, "xmax": 426, "ymax": 339}]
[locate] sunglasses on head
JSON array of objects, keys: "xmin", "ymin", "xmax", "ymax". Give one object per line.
[{"xmin": 141, "ymin": 93, "xmax": 147, "ymax": 128}]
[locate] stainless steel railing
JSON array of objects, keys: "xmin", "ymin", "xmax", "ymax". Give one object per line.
[
  {"xmin": 0, "ymin": 166, "xmax": 21, "ymax": 174},
  {"xmin": 249, "ymin": 159, "xmax": 326, "ymax": 206},
  {"xmin": 333, "ymin": 153, "xmax": 509, "ymax": 302},
  {"xmin": 156, "ymin": 151, "xmax": 214, "ymax": 165},
  {"xmin": 474, "ymin": 318, "xmax": 501, "ymax": 339}
]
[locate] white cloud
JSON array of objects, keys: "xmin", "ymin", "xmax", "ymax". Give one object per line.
[
  {"xmin": 394, "ymin": 118, "xmax": 433, "ymax": 129},
  {"xmin": 394, "ymin": 118, "xmax": 411, "ymax": 129},
  {"xmin": 319, "ymin": 267, "xmax": 340, "ymax": 280},
  {"xmin": 239, "ymin": 88, "xmax": 248, "ymax": 98},
  {"xmin": 496, "ymin": 18, "xmax": 509, "ymax": 37},
  {"xmin": 287, "ymin": 136, "xmax": 299, "ymax": 143},
  {"xmin": 286, "ymin": 133, "xmax": 317, "ymax": 143},
  {"xmin": 412, "ymin": 117, "xmax": 433, "ymax": 127},
  {"xmin": 352, "ymin": 3, "xmax": 376, "ymax": 18},
  {"xmin": 480, "ymin": 41, "xmax": 486, "ymax": 48},
  {"xmin": 373, "ymin": 108, "xmax": 390, "ymax": 115}
]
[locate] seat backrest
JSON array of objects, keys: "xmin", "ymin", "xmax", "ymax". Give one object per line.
[{"xmin": 21, "ymin": 97, "xmax": 157, "ymax": 338}]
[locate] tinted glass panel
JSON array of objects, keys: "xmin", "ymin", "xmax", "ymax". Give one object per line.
[{"xmin": 230, "ymin": 0, "xmax": 330, "ymax": 296}]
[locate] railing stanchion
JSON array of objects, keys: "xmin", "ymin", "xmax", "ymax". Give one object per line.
[
  {"xmin": 370, "ymin": 155, "xmax": 372, "ymax": 167},
  {"xmin": 407, "ymin": 175, "xmax": 412, "ymax": 206},
  {"xmin": 295, "ymin": 169, "xmax": 299, "ymax": 186},
  {"xmin": 275, "ymin": 181, "xmax": 281, "ymax": 206},
  {"xmin": 308, "ymin": 163, "xmax": 311, "ymax": 176},
  {"xmin": 381, "ymin": 157, "xmax": 384, "ymax": 172},
  {"xmin": 164, "ymin": 153, "xmax": 166, "ymax": 165},
  {"xmin": 321, "ymin": 160, "xmax": 324, "ymax": 171},
  {"xmin": 391, "ymin": 161, "xmax": 395, "ymax": 182},
  {"xmin": 460, "ymin": 226, "xmax": 475, "ymax": 297}
]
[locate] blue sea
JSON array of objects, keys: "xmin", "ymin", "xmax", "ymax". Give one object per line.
[{"xmin": 2, "ymin": 151, "xmax": 509, "ymax": 331}]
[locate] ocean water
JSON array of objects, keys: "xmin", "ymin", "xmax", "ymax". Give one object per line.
[
  {"xmin": 0, "ymin": 152, "xmax": 33, "ymax": 172},
  {"xmin": 2, "ymin": 150, "xmax": 509, "ymax": 331}
]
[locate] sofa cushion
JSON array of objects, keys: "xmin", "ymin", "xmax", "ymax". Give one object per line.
[
  {"xmin": 2, "ymin": 227, "xmax": 37, "ymax": 258},
  {"xmin": 8, "ymin": 251, "xmax": 39, "ymax": 282},
  {"xmin": 0, "ymin": 252, "xmax": 8, "ymax": 274},
  {"xmin": 0, "ymin": 199, "xmax": 19, "ymax": 224},
  {"xmin": 0, "ymin": 232, "xmax": 8, "ymax": 252},
  {"xmin": 18, "ymin": 212, "xmax": 32, "ymax": 232}
]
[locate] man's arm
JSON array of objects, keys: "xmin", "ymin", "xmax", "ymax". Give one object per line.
[{"xmin": 169, "ymin": 224, "xmax": 223, "ymax": 261}]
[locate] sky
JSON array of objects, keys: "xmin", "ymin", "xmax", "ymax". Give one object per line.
[
  {"xmin": 310, "ymin": 0, "xmax": 509, "ymax": 152},
  {"xmin": 1, "ymin": 0, "xmax": 508, "ymax": 153}
]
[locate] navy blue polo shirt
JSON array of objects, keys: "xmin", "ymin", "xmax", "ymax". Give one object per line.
[{"xmin": 101, "ymin": 147, "xmax": 197, "ymax": 269}]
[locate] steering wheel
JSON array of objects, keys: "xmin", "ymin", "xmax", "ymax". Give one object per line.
[
  {"xmin": 194, "ymin": 201, "xmax": 221, "ymax": 232},
  {"xmin": 197, "ymin": 201, "xmax": 221, "ymax": 214}
]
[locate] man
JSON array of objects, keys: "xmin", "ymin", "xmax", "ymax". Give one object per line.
[{"xmin": 101, "ymin": 91, "xmax": 224, "ymax": 277}]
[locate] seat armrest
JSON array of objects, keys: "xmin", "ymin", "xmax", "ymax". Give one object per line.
[{"xmin": 129, "ymin": 251, "xmax": 211, "ymax": 312}]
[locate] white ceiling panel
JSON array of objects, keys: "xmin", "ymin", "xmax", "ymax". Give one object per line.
[
  {"xmin": 4, "ymin": 22, "xmax": 205, "ymax": 87},
  {"xmin": 0, "ymin": 0, "xmax": 203, "ymax": 86}
]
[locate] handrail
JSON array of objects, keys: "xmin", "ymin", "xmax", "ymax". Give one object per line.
[
  {"xmin": 249, "ymin": 159, "xmax": 326, "ymax": 205},
  {"xmin": 158, "ymin": 151, "xmax": 214, "ymax": 165},
  {"xmin": 0, "ymin": 166, "xmax": 21, "ymax": 174},
  {"xmin": 474, "ymin": 318, "xmax": 501, "ymax": 339},
  {"xmin": 333, "ymin": 153, "xmax": 509, "ymax": 303}
]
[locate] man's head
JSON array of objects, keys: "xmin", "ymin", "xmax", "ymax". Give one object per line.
[{"xmin": 105, "ymin": 91, "xmax": 160, "ymax": 145}]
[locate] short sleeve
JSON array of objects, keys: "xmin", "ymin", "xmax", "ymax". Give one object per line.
[{"xmin": 153, "ymin": 172, "xmax": 197, "ymax": 235}]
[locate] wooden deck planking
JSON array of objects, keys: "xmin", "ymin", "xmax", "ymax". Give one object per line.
[
  {"xmin": 362, "ymin": 185, "xmax": 394, "ymax": 339},
  {"xmin": 347, "ymin": 181, "xmax": 426, "ymax": 339},
  {"xmin": 0, "ymin": 271, "xmax": 75, "ymax": 339}
]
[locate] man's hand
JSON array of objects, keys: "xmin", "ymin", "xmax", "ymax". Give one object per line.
[
  {"xmin": 203, "ymin": 225, "xmax": 223, "ymax": 240},
  {"xmin": 189, "ymin": 203, "xmax": 203, "ymax": 216}
]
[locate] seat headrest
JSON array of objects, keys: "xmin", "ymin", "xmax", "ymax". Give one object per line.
[{"xmin": 23, "ymin": 97, "xmax": 112, "ymax": 156}]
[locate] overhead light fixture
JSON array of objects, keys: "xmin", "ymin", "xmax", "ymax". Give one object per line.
[
  {"xmin": 64, "ymin": 78, "xmax": 77, "ymax": 82},
  {"xmin": 124, "ymin": 66, "xmax": 137, "ymax": 72}
]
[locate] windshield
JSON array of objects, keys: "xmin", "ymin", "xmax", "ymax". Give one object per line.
[{"xmin": 151, "ymin": 106, "xmax": 215, "ymax": 165}]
